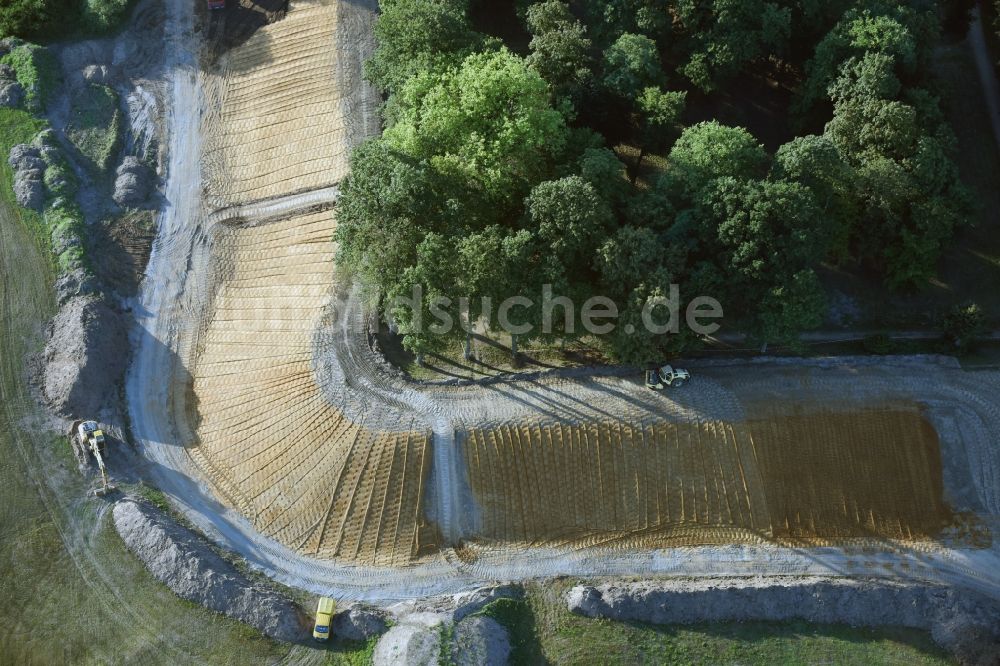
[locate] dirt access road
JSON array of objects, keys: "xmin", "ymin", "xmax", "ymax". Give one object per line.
[{"xmin": 127, "ymin": 0, "xmax": 1000, "ymax": 603}]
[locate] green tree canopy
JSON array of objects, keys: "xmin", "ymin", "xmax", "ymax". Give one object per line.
[
  {"xmin": 685, "ymin": 178, "xmax": 830, "ymax": 341},
  {"xmin": 633, "ymin": 86, "xmax": 686, "ymax": 174},
  {"xmin": 366, "ymin": 0, "xmax": 480, "ymax": 92},
  {"xmin": 797, "ymin": 1, "xmax": 936, "ymax": 114},
  {"xmin": 697, "ymin": 177, "xmax": 828, "ymax": 285},
  {"xmin": 525, "ymin": 0, "xmax": 594, "ymax": 99},
  {"xmin": 384, "ymin": 48, "xmax": 570, "ymax": 213},
  {"xmin": 602, "ymin": 32, "xmax": 663, "ymax": 101},
  {"xmin": 526, "ymin": 176, "xmax": 613, "ymax": 271},
  {"xmin": 676, "ymin": 0, "xmax": 791, "ymax": 91},
  {"xmin": 578, "ymin": 147, "xmax": 631, "ymax": 208},
  {"xmin": 341, "ymin": 0, "xmax": 977, "ymax": 359},
  {"xmin": 773, "ymin": 134, "xmax": 857, "ymax": 259},
  {"xmin": 580, "ymin": 0, "xmax": 673, "ymax": 45},
  {"xmin": 667, "ymin": 121, "xmax": 769, "ymax": 199},
  {"xmin": 597, "ymin": 225, "xmax": 684, "ymax": 296},
  {"xmin": 751, "ymin": 269, "xmax": 826, "ymax": 344},
  {"xmin": 336, "ymin": 141, "xmax": 447, "ymax": 297}
]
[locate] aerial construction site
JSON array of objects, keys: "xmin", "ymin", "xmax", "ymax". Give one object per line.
[
  {"xmin": 2, "ymin": 0, "xmax": 1000, "ymax": 662},
  {"xmin": 122, "ymin": 0, "xmax": 1000, "ymax": 599}
]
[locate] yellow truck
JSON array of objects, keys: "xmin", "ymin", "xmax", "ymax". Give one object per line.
[{"xmin": 313, "ymin": 597, "xmax": 336, "ymax": 641}]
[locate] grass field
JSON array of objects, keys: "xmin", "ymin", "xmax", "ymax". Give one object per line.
[
  {"xmin": 0, "ymin": 109, "xmax": 49, "ymax": 250},
  {"xmin": 0, "ymin": 195, "xmax": 296, "ymax": 664},
  {"xmin": 478, "ymin": 583, "xmax": 951, "ymax": 666},
  {"xmin": 0, "ymin": 107, "xmax": 300, "ymax": 663},
  {"xmin": 0, "ymin": 45, "xmax": 61, "ymax": 112}
]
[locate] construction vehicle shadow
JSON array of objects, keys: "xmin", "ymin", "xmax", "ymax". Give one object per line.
[{"xmin": 479, "ymin": 374, "xmax": 721, "ymax": 425}]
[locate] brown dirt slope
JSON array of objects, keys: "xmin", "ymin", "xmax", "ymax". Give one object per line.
[
  {"xmin": 188, "ymin": 212, "xmax": 432, "ymax": 566},
  {"xmin": 202, "ymin": 1, "xmax": 349, "ymax": 208},
  {"xmin": 463, "ymin": 404, "xmax": 948, "ymax": 551}
]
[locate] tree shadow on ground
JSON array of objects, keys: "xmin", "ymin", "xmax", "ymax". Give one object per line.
[{"xmin": 203, "ymin": 0, "xmax": 288, "ymax": 63}]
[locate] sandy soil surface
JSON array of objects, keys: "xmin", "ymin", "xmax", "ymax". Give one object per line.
[
  {"xmin": 186, "ymin": 211, "xmax": 434, "ymax": 565},
  {"xmin": 202, "ymin": 0, "xmax": 351, "ymax": 208},
  {"xmin": 463, "ymin": 405, "xmax": 947, "ymax": 551},
  {"xmin": 126, "ymin": 0, "xmax": 1000, "ymax": 604}
]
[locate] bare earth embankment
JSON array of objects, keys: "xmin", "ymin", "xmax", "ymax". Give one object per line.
[{"xmin": 201, "ymin": 1, "xmax": 351, "ymax": 208}]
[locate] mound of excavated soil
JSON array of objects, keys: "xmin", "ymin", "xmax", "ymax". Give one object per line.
[
  {"xmin": 568, "ymin": 578, "xmax": 1000, "ymax": 665},
  {"xmin": 372, "ymin": 609, "xmax": 512, "ymax": 666},
  {"xmin": 43, "ymin": 295, "xmax": 127, "ymax": 418},
  {"xmin": 373, "ymin": 620, "xmax": 442, "ymax": 666},
  {"xmin": 450, "ymin": 616, "xmax": 511, "ymax": 666},
  {"xmin": 112, "ymin": 499, "xmax": 306, "ymax": 642},
  {"xmin": 332, "ymin": 606, "xmax": 389, "ymax": 641}
]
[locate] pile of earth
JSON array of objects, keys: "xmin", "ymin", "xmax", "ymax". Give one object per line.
[
  {"xmin": 373, "ymin": 614, "xmax": 510, "ymax": 666},
  {"xmin": 113, "ymin": 156, "xmax": 154, "ymax": 207},
  {"xmin": 0, "ymin": 61, "xmax": 24, "ymax": 109},
  {"xmin": 112, "ymin": 499, "xmax": 306, "ymax": 642},
  {"xmin": 42, "ymin": 295, "xmax": 127, "ymax": 419},
  {"xmin": 568, "ymin": 578, "xmax": 1000, "ymax": 665},
  {"xmin": 8, "ymin": 143, "xmax": 47, "ymax": 211}
]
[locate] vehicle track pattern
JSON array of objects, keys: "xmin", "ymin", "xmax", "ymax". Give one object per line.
[
  {"xmin": 187, "ymin": 213, "xmax": 433, "ymax": 566},
  {"xmin": 462, "ymin": 406, "xmax": 949, "ymax": 552}
]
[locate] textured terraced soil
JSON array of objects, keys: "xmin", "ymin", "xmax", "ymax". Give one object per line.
[
  {"xmin": 749, "ymin": 408, "xmax": 947, "ymax": 541},
  {"xmin": 463, "ymin": 404, "xmax": 949, "ymax": 550},
  {"xmin": 202, "ymin": 1, "xmax": 349, "ymax": 208},
  {"xmin": 189, "ymin": 212, "xmax": 433, "ymax": 566}
]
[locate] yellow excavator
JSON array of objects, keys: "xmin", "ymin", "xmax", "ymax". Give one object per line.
[{"xmin": 70, "ymin": 420, "xmax": 116, "ymax": 497}]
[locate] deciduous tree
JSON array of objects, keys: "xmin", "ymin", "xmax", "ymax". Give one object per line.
[
  {"xmin": 667, "ymin": 122, "xmax": 770, "ymax": 200},
  {"xmin": 525, "ymin": 0, "xmax": 593, "ymax": 100},
  {"xmin": 384, "ymin": 49, "xmax": 570, "ymax": 213},
  {"xmin": 366, "ymin": 0, "xmax": 480, "ymax": 92},
  {"xmin": 527, "ymin": 176, "xmax": 613, "ymax": 271},
  {"xmin": 675, "ymin": 0, "xmax": 791, "ymax": 91},
  {"xmin": 603, "ymin": 32, "xmax": 663, "ymax": 102}
]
